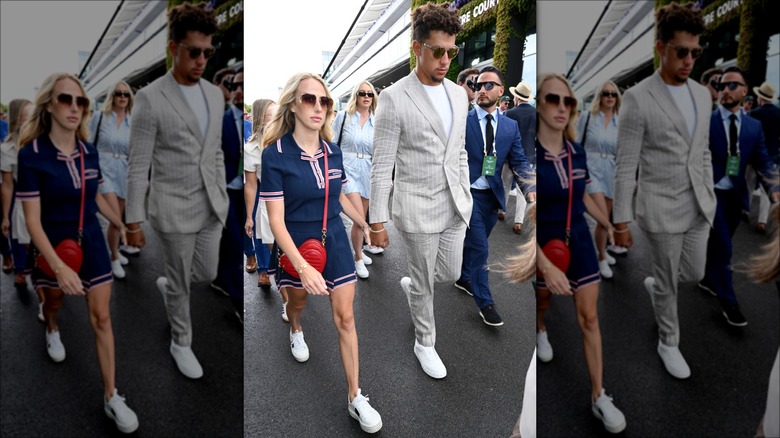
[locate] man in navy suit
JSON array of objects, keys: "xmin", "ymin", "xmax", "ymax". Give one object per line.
[
  {"xmin": 504, "ymin": 81, "xmax": 536, "ymax": 234},
  {"xmin": 699, "ymin": 66, "xmax": 779, "ymax": 326},
  {"xmin": 454, "ymin": 66, "xmax": 535, "ymax": 326},
  {"xmin": 211, "ymin": 68, "xmax": 245, "ymax": 322}
]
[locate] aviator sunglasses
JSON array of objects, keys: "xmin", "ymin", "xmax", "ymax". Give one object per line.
[
  {"xmin": 542, "ymin": 93, "xmax": 577, "ymax": 109},
  {"xmin": 718, "ymin": 81, "xmax": 745, "ymax": 92},
  {"xmin": 357, "ymin": 91, "xmax": 374, "ymax": 98},
  {"xmin": 298, "ymin": 93, "xmax": 333, "ymax": 109},
  {"xmin": 56, "ymin": 93, "xmax": 90, "ymax": 109},
  {"xmin": 421, "ymin": 42, "xmax": 459, "ymax": 60},
  {"xmin": 666, "ymin": 43, "xmax": 703, "ymax": 60},
  {"xmin": 179, "ymin": 42, "xmax": 216, "ymax": 60}
]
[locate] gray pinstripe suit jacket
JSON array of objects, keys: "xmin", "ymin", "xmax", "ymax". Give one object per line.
[
  {"xmin": 369, "ymin": 70, "xmax": 473, "ymax": 233},
  {"xmin": 614, "ymin": 70, "xmax": 716, "ymax": 234},
  {"xmin": 126, "ymin": 70, "xmax": 228, "ymax": 234}
]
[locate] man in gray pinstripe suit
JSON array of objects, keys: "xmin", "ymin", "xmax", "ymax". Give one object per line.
[
  {"xmin": 126, "ymin": 4, "xmax": 228, "ymax": 379},
  {"xmin": 369, "ymin": 3, "xmax": 471, "ymax": 380},
  {"xmin": 613, "ymin": 3, "xmax": 715, "ymax": 380}
]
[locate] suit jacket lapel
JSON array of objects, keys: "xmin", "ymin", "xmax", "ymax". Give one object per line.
[
  {"xmin": 160, "ymin": 71, "xmax": 206, "ymax": 145},
  {"xmin": 648, "ymin": 71, "xmax": 692, "ymax": 145},
  {"xmin": 467, "ymin": 111, "xmax": 482, "ymax": 152},
  {"xmin": 405, "ymin": 71, "xmax": 448, "ymax": 145}
]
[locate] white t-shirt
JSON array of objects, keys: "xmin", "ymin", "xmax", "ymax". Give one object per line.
[
  {"xmin": 422, "ymin": 83, "xmax": 453, "ymax": 139},
  {"xmin": 665, "ymin": 82, "xmax": 697, "ymax": 139},
  {"xmin": 179, "ymin": 82, "xmax": 209, "ymax": 138}
]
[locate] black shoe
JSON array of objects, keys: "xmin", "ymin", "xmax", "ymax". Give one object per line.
[
  {"xmin": 721, "ymin": 302, "xmax": 747, "ymax": 327},
  {"xmin": 454, "ymin": 280, "xmax": 473, "ymax": 296},
  {"xmin": 479, "ymin": 305, "xmax": 504, "ymax": 326},
  {"xmin": 697, "ymin": 281, "xmax": 717, "ymax": 297}
]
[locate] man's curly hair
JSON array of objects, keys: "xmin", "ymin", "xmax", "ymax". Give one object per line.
[
  {"xmin": 168, "ymin": 2, "xmax": 218, "ymax": 42},
  {"xmin": 655, "ymin": 2, "xmax": 705, "ymax": 42},
  {"xmin": 412, "ymin": 2, "xmax": 462, "ymax": 42}
]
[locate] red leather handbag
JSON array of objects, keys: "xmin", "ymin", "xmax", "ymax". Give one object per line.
[
  {"xmin": 539, "ymin": 141, "xmax": 573, "ymax": 275},
  {"xmin": 36, "ymin": 140, "xmax": 86, "ymax": 278},
  {"xmin": 278, "ymin": 139, "xmax": 329, "ymax": 279}
]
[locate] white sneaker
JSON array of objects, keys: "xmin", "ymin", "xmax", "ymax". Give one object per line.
[
  {"xmin": 413, "ymin": 340, "xmax": 447, "ymax": 379},
  {"xmin": 281, "ymin": 301, "xmax": 289, "ymax": 323},
  {"xmin": 606, "ymin": 253, "xmax": 616, "ymax": 265},
  {"xmin": 111, "ymin": 259, "xmax": 126, "ymax": 279},
  {"xmin": 119, "ymin": 245, "xmax": 140, "ymax": 255},
  {"xmin": 118, "ymin": 253, "xmax": 129, "ymax": 266},
  {"xmin": 607, "ymin": 245, "xmax": 628, "ymax": 255},
  {"xmin": 598, "ymin": 259, "xmax": 613, "ymax": 279},
  {"xmin": 104, "ymin": 388, "xmax": 139, "ymax": 434},
  {"xmin": 355, "ymin": 259, "xmax": 369, "ymax": 279},
  {"xmin": 46, "ymin": 330, "xmax": 66, "ymax": 362},
  {"xmin": 537, "ymin": 330, "xmax": 553, "ymax": 362},
  {"xmin": 290, "ymin": 330, "xmax": 309, "ymax": 362},
  {"xmin": 400, "ymin": 277, "xmax": 412, "ymax": 306},
  {"xmin": 362, "ymin": 254, "xmax": 373, "ymax": 266},
  {"xmin": 657, "ymin": 340, "xmax": 691, "ymax": 379},
  {"xmin": 169, "ymin": 340, "xmax": 203, "ymax": 379},
  {"xmin": 37, "ymin": 302, "xmax": 45, "ymax": 323},
  {"xmin": 348, "ymin": 389, "xmax": 383, "ymax": 433},
  {"xmin": 592, "ymin": 388, "xmax": 626, "ymax": 433},
  {"xmin": 363, "ymin": 244, "xmax": 384, "ymax": 254}
]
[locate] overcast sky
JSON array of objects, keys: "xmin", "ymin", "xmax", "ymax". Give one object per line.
[
  {"xmin": 537, "ymin": 0, "xmax": 607, "ymax": 75},
  {"xmin": 244, "ymin": 0, "xmax": 366, "ymax": 104},
  {"xmin": 0, "ymin": 1, "xmax": 120, "ymax": 104}
]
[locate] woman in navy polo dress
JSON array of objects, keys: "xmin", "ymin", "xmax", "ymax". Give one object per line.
[
  {"xmin": 534, "ymin": 73, "xmax": 625, "ymax": 434},
  {"xmin": 16, "ymin": 73, "xmax": 138, "ymax": 433},
  {"xmin": 258, "ymin": 73, "xmax": 382, "ymax": 434}
]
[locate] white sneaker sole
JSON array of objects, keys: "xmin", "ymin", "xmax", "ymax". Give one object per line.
[
  {"xmin": 592, "ymin": 406, "xmax": 626, "ymax": 434},
  {"xmin": 105, "ymin": 407, "xmax": 139, "ymax": 434},
  {"xmin": 349, "ymin": 408, "xmax": 383, "ymax": 433}
]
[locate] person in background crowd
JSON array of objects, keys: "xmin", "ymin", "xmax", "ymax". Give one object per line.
[
  {"xmin": 126, "ymin": 2, "xmax": 228, "ymax": 379},
  {"xmin": 1, "ymin": 99, "xmax": 34, "ymax": 294},
  {"xmin": 89, "ymin": 81, "xmax": 134, "ymax": 280},
  {"xmin": 576, "ymin": 80, "xmax": 622, "ymax": 279},
  {"xmin": 749, "ymin": 81, "xmax": 780, "ymax": 233},
  {"xmin": 457, "ymin": 67, "xmax": 479, "ymax": 110},
  {"xmin": 213, "ymin": 67, "xmax": 235, "ymax": 109},
  {"xmin": 505, "ymin": 81, "xmax": 536, "ymax": 234},
  {"xmin": 700, "ymin": 67, "xmax": 723, "ymax": 109},
  {"xmin": 742, "ymin": 95, "xmax": 755, "ymax": 112},
  {"xmin": 332, "ymin": 80, "xmax": 380, "ymax": 279},
  {"xmin": 498, "ymin": 95, "xmax": 511, "ymax": 114},
  {"xmin": 260, "ymin": 72, "xmax": 382, "ymax": 433},
  {"xmin": 535, "ymin": 72, "xmax": 624, "ymax": 434},
  {"xmin": 17, "ymin": 72, "xmax": 138, "ymax": 434}
]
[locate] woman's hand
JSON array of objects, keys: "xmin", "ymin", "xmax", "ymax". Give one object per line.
[
  {"xmin": 606, "ymin": 223, "xmax": 616, "ymax": 247},
  {"xmin": 245, "ymin": 217, "xmax": 254, "ymax": 238},
  {"xmin": 118, "ymin": 224, "xmax": 128, "ymax": 246},
  {"xmin": 56, "ymin": 265, "xmax": 85, "ymax": 296},
  {"xmin": 541, "ymin": 264, "xmax": 572, "ymax": 296},
  {"xmin": 362, "ymin": 224, "xmax": 371, "ymax": 248},
  {"xmin": 299, "ymin": 265, "xmax": 329, "ymax": 296}
]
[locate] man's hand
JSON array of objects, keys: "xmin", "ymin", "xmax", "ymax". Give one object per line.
[
  {"xmin": 369, "ymin": 223, "xmax": 389, "ymax": 248},
  {"xmin": 126, "ymin": 223, "xmax": 146, "ymax": 248},
  {"xmin": 613, "ymin": 223, "xmax": 633, "ymax": 248}
]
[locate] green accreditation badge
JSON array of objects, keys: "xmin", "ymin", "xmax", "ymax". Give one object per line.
[
  {"xmin": 726, "ymin": 155, "xmax": 740, "ymax": 176},
  {"xmin": 482, "ymin": 155, "xmax": 497, "ymax": 176}
]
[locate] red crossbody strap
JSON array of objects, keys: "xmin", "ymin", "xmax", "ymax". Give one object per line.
[
  {"xmin": 78, "ymin": 140, "xmax": 86, "ymax": 243},
  {"xmin": 321, "ymin": 140, "xmax": 329, "ymax": 245},
  {"xmin": 565, "ymin": 140, "xmax": 573, "ymax": 246}
]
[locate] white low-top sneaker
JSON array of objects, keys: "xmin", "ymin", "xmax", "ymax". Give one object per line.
[
  {"xmin": 111, "ymin": 259, "xmax": 126, "ymax": 279},
  {"xmin": 104, "ymin": 388, "xmax": 139, "ymax": 434},
  {"xmin": 657, "ymin": 340, "xmax": 691, "ymax": 379},
  {"xmin": 118, "ymin": 253, "xmax": 129, "ymax": 266},
  {"xmin": 606, "ymin": 253, "xmax": 616, "ymax": 265},
  {"xmin": 348, "ymin": 389, "xmax": 382, "ymax": 433},
  {"xmin": 363, "ymin": 244, "xmax": 384, "ymax": 254},
  {"xmin": 400, "ymin": 277, "xmax": 412, "ymax": 306},
  {"xmin": 362, "ymin": 254, "xmax": 373, "ymax": 266},
  {"xmin": 46, "ymin": 330, "xmax": 66, "ymax": 362},
  {"xmin": 607, "ymin": 245, "xmax": 628, "ymax": 255},
  {"xmin": 281, "ymin": 301, "xmax": 289, "ymax": 322},
  {"xmin": 290, "ymin": 330, "xmax": 309, "ymax": 362},
  {"xmin": 592, "ymin": 388, "xmax": 626, "ymax": 433},
  {"xmin": 37, "ymin": 302, "xmax": 45, "ymax": 323},
  {"xmin": 169, "ymin": 340, "xmax": 203, "ymax": 379},
  {"xmin": 413, "ymin": 340, "xmax": 447, "ymax": 379},
  {"xmin": 120, "ymin": 245, "xmax": 140, "ymax": 255},
  {"xmin": 598, "ymin": 259, "xmax": 613, "ymax": 279},
  {"xmin": 355, "ymin": 259, "xmax": 369, "ymax": 279},
  {"xmin": 536, "ymin": 330, "xmax": 553, "ymax": 362}
]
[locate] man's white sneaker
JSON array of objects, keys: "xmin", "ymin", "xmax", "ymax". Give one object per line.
[
  {"xmin": 413, "ymin": 340, "xmax": 447, "ymax": 379},
  {"xmin": 281, "ymin": 301, "xmax": 289, "ymax": 322},
  {"xmin": 348, "ymin": 389, "xmax": 383, "ymax": 433},
  {"xmin": 607, "ymin": 245, "xmax": 628, "ymax": 255},
  {"xmin": 169, "ymin": 340, "xmax": 203, "ymax": 379},
  {"xmin": 362, "ymin": 254, "xmax": 372, "ymax": 266},
  {"xmin": 605, "ymin": 253, "xmax": 616, "ymax": 265},
  {"xmin": 290, "ymin": 330, "xmax": 309, "ymax": 362},
  {"xmin": 104, "ymin": 388, "xmax": 139, "ymax": 434},
  {"xmin": 363, "ymin": 244, "xmax": 384, "ymax": 254},
  {"xmin": 118, "ymin": 253, "xmax": 129, "ymax": 266},
  {"xmin": 355, "ymin": 259, "xmax": 369, "ymax": 279},
  {"xmin": 598, "ymin": 259, "xmax": 613, "ymax": 279},
  {"xmin": 536, "ymin": 330, "xmax": 553, "ymax": 362},
  {"xmin": 46, "ymin": 330, "xmax": 66, "ymax": 362},
  {"xmin": 111, "ymin": 259, "xmax": 126, "ymax": 279},
  {"xmin": 657, "ymin": 340, "xmax": 691, "ymax": 379},
  {"xmin": 400, "ymin": 277, "xmax": 412, "ymax": 306},
  {"xmin": 592, "ymin": 388, "xmax": 626, "ymax": 433}
]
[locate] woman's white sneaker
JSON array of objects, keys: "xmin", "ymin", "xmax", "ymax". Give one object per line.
[
  {"xmin": 592, "ymin": 388, "xmax": 626, "ymax": 433},
  {"xmin": 37, "ymin": 302, "xmax": 45, "ymax": 323},
  {"xmin": 105, "ymin": 388, "xmax": 139, "ymax": 434},
  {"xmin": 111, "ymin": 259, "xmax": 126, "ymax": 279},
  {"xmin": 348, "ymin": 389, "xmax": 382, "ymax": 433},
  {"xmin": 290, "ymin": 330, "xmax": 309, "ymax": 362},
  {"xmin": 46, "ymin": 330, "xmax": 66, "ymax": 362},
  {"xmin": 606, "ymin": 253, "xmax": 616, "ymax": 265},
  {"xmin": 118, "ymin": 253, "xmax": 129, "ymax": 266},
  {"xmin": 281, "ymin": 301, "xmax": 289, "ymax": 322},
  {"xmin": 536, "ymin": 331, "xmax": 553, "ymax": 362},
  {"xmin": 598, "ymin": 259, "xmax": 613, "ymax": 279},
  {"xmin": 363, "ymin": 244, "xmax": 384, "ymax": 254},
  {"xmin": 362, "ymin": 254, "xmax": 373, "ymax": 266},
  {"xmin": 355, "ymin": 259, "xmax": 369, "ymax": 279}
]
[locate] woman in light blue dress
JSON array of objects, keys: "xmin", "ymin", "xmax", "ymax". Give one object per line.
[
  {"xmin": 331, "ymin": 81, "xmax": 379, "ymax": 279},
  {"xmin": 575, "ymin": 80, "xmax": 622, "ymax": 279},
  {"xmin": 88, "ymin": 81, "xmax": 133, "ymax": 279}
]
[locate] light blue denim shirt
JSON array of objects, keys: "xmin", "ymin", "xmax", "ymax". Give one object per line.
[{"xmin": 89, "ymin": 111, "xmax": 131, "ymax": 157}]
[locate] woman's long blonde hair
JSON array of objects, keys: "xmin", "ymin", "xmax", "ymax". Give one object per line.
[
  {"xmin": 101, "ymin": 80, "xmax": 134, "ymax": 115},
  {"xmin": 262, "ymin": 73, "xmax": 334, "ymax": 148},
  {"xmin": 537, "ymin": 73, "xmax": 579, "ymax": 142},
  {"xmin": 18, "ymin": 73, "xmax": 91, "ymax": 148},
  {"xmin": 589, "ymin": 80, "xmax": 621, "ymax": 115},
  {"xmin": 501, "ymin": 174, "xmax": 536, "ymax": 283},
  {"xmin": 743, "ymin": 173, "xmax": 780, "ymax": 283},
  {"xmin": 5, "ymin": 98, "xmax": 32, "ymax": 143},
  {"xmin": 248, "ymin": 98, "xmax": 275, "ymax": 143},
  {"xmin": 344, "ymin": 80, "xmax": 378, "ymax": 120}
]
